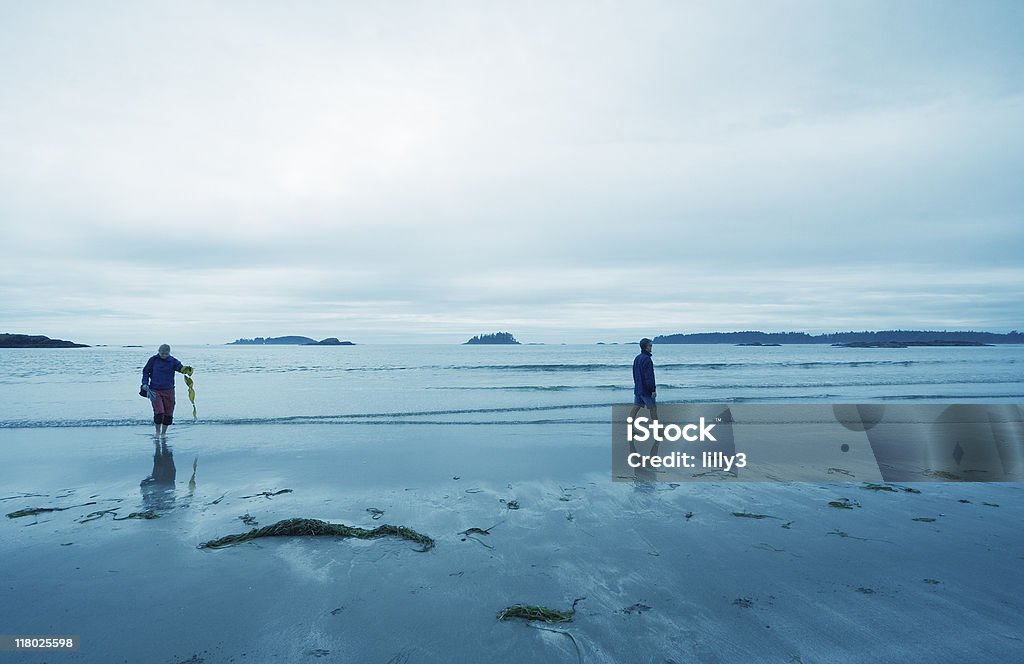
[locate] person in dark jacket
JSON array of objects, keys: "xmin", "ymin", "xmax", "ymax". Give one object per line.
[
  {"xmin": 629, "ymin": 338, "xmax": 658, "ymax": 421},
  {"xmin": 141, "ymin": 344, "xmax": 192, "ymax": 435}
]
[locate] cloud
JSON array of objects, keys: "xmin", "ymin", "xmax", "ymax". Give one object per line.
[{"xmin": 1, "ymin": 2, "xmax": 1022, "ymax": 343}]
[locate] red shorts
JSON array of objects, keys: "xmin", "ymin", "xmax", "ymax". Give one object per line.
[{"xmin": 150, "ymin": 388, "xmax": 176, "ymax": 416}]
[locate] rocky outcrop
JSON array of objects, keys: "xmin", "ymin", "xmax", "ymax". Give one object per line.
[{"xmin": 0, "ymin": 333, "xmax": 88, "ymax": 348}]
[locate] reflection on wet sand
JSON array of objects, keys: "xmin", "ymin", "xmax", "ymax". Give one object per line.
[{"xmin": 141, "ymin": 436, "xmax": 176, "ymax": 512}]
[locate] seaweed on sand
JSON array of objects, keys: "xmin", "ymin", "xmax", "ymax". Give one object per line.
[
  {"xmin": 459, "ymin": 520, "xmax": 503, "ymax": 538},
  {"xmin": 77, "ymin": 509, "xmax": 119, "ymax": 523},
  {"xmin": 459, "ymin": 521, "xmax": 503, "ymax": 549},
  {"xmin": 7, "ymin": 507, "xmax": 62, "ymax": 519},
  {"xmin": 7, "ymin": 502, "xmax": 97, "ymax": 519},
  {"xmin": 197, "ymin": 517, "xmax": 434, "ymax": 552},
  {"xmin": 862, "ymin": 483, "xmax": 921, "ymax": 493},
  {"xmin": 827, "ymin": 529, "xmax": 874, "ymax": 541},
  {"xmin": 239, "ymin": 489, "xmax": 293, "ymax": 499},
  {"xmin": 1, "ymin": 493, "xmax": 47, "ymax": 502},
  {"xmin": 497, "ymin": 598, "xmax": 585, "ymax": 623}
]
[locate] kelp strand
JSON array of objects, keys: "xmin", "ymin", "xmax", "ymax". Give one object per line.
[
  {"xmin": 497, "ymin": 598, "xmax": 585, "ymax": 623},
  {"xmin": 198, "ymin": 517, "xmax": 434, "ymax": 552}
]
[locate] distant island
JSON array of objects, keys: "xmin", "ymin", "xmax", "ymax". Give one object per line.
[
  {"xmin": 834, "ymin": 340, "xmax": 991, "ymax": 348},
  {"xmin": 654, "ymin": 330, "xmax": 1023, "ymax": 345},
  {"xmin": 311, "ymin": 337, "xmax": 354, "ymax": 346},
  {"xmin": 0, "ymin": 333, "xmax": 88, "ymax": 348},
  {"xmin": 228, "ymin": 336, "xmax": 355, "ymax": 345},
  {"xmin": 465, "ymin": 332, "xmax": 520, "ymax": 345}
]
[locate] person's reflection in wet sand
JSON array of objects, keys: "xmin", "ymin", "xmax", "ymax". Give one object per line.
[{"xmin": 141, "ymin": 436, "xmax": 176, "ymax": 512}]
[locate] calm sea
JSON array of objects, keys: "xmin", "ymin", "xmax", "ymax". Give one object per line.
[{"xmin": 0, "ymin": 343, "xmax": 1021, "ymax": 429}]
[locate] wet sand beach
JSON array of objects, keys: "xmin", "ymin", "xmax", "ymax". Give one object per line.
[{"xmin": 2, "ymin": 423, "xmax": 1022, "ymax": 663}]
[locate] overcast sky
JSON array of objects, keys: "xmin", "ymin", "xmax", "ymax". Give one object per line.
[{"xmin": 1, "ymin": 1, "xmax": 1022, "ymax": 345}]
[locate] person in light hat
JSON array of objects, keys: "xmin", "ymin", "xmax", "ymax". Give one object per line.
[{"xmin": 141, "ymin": 344, "xmax": 192, "ymax": 435}]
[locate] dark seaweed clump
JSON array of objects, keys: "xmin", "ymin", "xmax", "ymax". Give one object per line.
[
  {"xmin": 497, "ymin": 598, "xmax": 584, "ymax": 623},
  {"xmin": 198, "ymin": 517, "xmax": 434, "ymax": 552}
]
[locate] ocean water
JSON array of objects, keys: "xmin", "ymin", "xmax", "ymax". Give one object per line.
[{"xmin": 1, "ymin": 343, "xmax": 1021, "ymax": 429}]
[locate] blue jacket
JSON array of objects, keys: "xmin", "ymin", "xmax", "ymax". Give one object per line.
[
  {"xmin": 142, "ymin": 355, "xmax": 183, "ymax": 391},
  {"xmin": 633, "ymin": 351, "xmax": 656, "ymax": 396}
]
